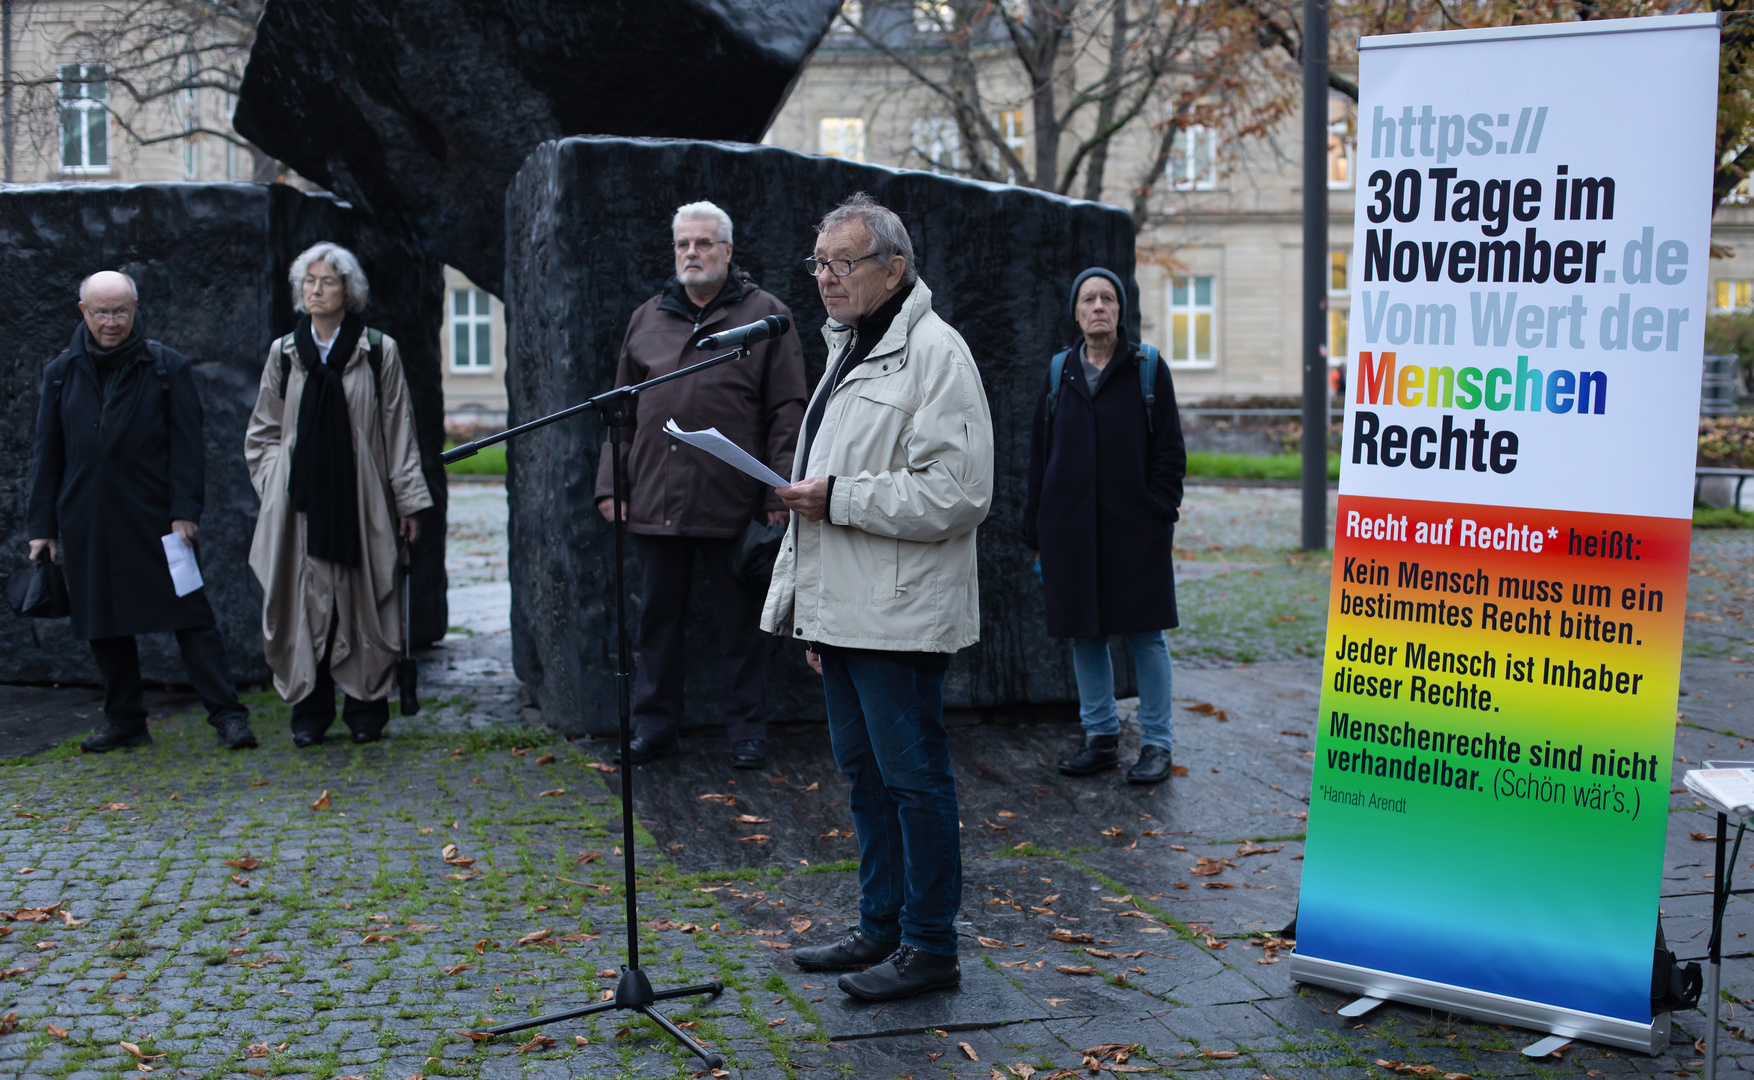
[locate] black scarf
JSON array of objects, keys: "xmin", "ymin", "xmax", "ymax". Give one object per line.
[
  {"xmin": 288, "ymin": 313, "xmax": 365, "ymax": 566},
  {"xmin": 78, "ymin": 320, "xmax": 147, "ymax": 400}
]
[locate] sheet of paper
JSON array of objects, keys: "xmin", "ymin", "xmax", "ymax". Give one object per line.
[
  {"xmin": 1684, "ymin": 768, "xmax": 1754, "ymax": 818},
  {"xmin": 161, "ymin": 533, "xmax": 204, "ymax": 597},
  {"xmin": 664, "ymin": 419, "xmax": 790, "ymax": 488}
]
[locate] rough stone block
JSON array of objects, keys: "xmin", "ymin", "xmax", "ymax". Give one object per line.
[
  {"xmin": 233, "ymin": 0, "xmax": 843, "ymax": 292},
  {"xmin": 0, "ymin": 182, "xmax": 447, "ymax": 687},
  {"xmin": 504, "ymin": 137, "xmax": 1137, "ymax": 735}
]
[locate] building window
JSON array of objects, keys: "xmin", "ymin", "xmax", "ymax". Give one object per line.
[
  {"xmin": 1170, "ymin": 124, "xmax": 1215, "ymax": 191},
  {"xmin": 992, "ymin": 109, "xmax": 1025, "ymax": 181},
  {"xmin": 1167, "ymin": 276, "xmax": 1215, "ymax": 368},
  {"xmin": 1328, "ymin": 92, "xmax": 1353, "ymax": 189},
  {"xmin": 818, "ymin": 117, "xmax": 865, "ymax": 162},
  {"xmin": 59, "ymin": 63, "xmax": 109, "ymax": 174},
  {"xmin": 1329, "ymin": 309, "xmax": 1349, "ymax": 362},
  {"xmin": 911, "ymin": 117, "xmax": 960, "ymax": 175},
  {"xmin": 451, "ymin": 288, "xmax": 493, "ymax": 371},
  {"xmin": 1330, "ymin": 249, "xmax": 1348, "ymax": 294},
  {"xmin": 1716, "ymin": 279, "xmax": 1753, "ymax": 312}
]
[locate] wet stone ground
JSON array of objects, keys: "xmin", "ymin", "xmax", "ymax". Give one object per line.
[{"xmin": 0, "ymin": 484, "xmax": 1750, "ymax": 1078}]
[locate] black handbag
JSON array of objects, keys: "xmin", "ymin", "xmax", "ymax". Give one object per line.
[
  {"xmin": 397, "ymin": 546, "xmax": 420, "ymax": 716},
  {"xmin": 6, "ymin": 559, "xmax": 71, "ymax": 619},
  {"xmin": 730, "ymin": 516, "xmax": 787, "ymax": 585}
]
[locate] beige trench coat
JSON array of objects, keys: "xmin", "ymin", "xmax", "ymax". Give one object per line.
[
  {"xmin": 760, "ymin": 279, "xmax": 994, "ymax": 653},
  {"xmin": 245, "ymin": 332, "xmax": 432, "ymax": 703}
]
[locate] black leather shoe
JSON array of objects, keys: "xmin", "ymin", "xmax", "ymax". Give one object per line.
[
  {"xmin": 1127, "ymin": 744, "xmax": 1174, "ymax": 785},
  {"xmin": 1058, "ymin": 733, "xmax": 1120, "ymax": 776},
  {"xmin": 292, "ymin": 729, "xmax": 324, "ymax": 748},
  {"xmin": 81, "ymin": 723, "xmax": 151, "ymax": 753},
  {"xmin": 838, "ymin": 945, "xmax": 960, "ymax": 1001},
  {"xmin": 731, "ymin": 739, "xmax": 768, "ymax": 770},
  {"xmin": 350, "ymin": 726, "xmax": 384, "ymax": 744},
  {"xmin": 794, "ymin": 928, "xmax": 899, "ymax": 972},
  {"xmin": 613, "ymin": 731, "xmax": 676, "ymax": 766},
  {"xmin": 215, "ymin": 715, "xmax": 258, "ymax": 750}
]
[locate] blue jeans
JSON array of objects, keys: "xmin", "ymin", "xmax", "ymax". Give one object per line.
[
  {"xmin": 819, "ymin": 648, "xmax": 962, "ymax": 956},
  {"xmin": 1071, "ymin": 632, "xmax": 1174, "ymax": 752}
]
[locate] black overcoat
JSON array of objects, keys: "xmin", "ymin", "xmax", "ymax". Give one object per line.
[
  {"xmin": 26, "ymin": 325, "xmax": 216, "ymax": 640},
  {"xmin": 1022, "ymin": 337, "xmax": 1186, "ymax": 639}
]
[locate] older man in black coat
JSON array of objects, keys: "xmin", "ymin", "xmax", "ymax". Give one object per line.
[{"xmin": 27, "ymin": 270, "xmax": 257, "ymax": 753}]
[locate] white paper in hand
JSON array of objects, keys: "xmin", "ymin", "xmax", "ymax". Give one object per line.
[
  {"xmin": 664, "ymin": 419, "xmax": 790, "ymax": 488},
  {"xmin": 160, "ymin": 533, "xmax": 204, "ymax": 597}
]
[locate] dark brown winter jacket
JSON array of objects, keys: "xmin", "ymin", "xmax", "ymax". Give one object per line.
[{"xmin": 593, "ymin": 268, "xmax": 807, "ymax": 537}]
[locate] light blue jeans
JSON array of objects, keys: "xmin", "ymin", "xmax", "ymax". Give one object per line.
[{"xmin": 1071, "ymin": 632, "xmax": 1174, "ymax": 752}]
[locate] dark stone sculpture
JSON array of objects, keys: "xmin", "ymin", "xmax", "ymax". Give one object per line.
[
  {"xmin": 504, "ymin": 137, "xmax": 1138, "ymax": 736},
  {"xmin": 0, "ymin": 182, "xmax": 447, "ymax": 688},
  {"xmin": 233, "ymin": 0, "xmax": 843, "ymax": 293}
]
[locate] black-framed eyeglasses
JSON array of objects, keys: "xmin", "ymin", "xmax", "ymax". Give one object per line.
[{"xmin": 803, "ymin": 252, "xmax": 884, "ymax": 278}]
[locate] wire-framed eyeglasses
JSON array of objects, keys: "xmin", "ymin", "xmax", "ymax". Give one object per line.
[{"xmin": 803, "ymin": 252, "xmax": 885, "ymax": 278}]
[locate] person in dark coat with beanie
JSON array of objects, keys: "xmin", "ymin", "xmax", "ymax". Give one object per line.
[
  {"xmin": 27, "ymin": 270, "xmax": 256, "ymax": 753},
  {"xmin": 1022, "ymin": 267, "xmax": 1185, "ymax": 784}
]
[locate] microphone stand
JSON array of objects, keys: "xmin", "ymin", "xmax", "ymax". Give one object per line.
[{"xmin": 442, "ymin": 344, "xmax": 756, "ymax": 1069}]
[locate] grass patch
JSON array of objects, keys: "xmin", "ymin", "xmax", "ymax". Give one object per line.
[
  {"xmin": 1693, "ymin": 506, "xmax": 1754, "ymax": 529},
  {"xmin": 1186, "ymin": 451, "xmax": 1340, "ymax": 481},
  {"xmin": 444, "ymin": 441, "xmax": 507, "ymax": 476}
]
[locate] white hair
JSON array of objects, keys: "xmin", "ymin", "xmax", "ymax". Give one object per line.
[
  {"xmin": 672, "ymin": 200, "xmax": 733, "ymax": 244},
  {"xmin": 78, "ymin": 270, "xmax": 138, "ymax": 303},
  {"xmin": 290, "ymin": 241, "xmax": 370, "ymax": 314},
  {"xmin": 817, "ymin": 192, "xmax": 917, "ymax": 285}
]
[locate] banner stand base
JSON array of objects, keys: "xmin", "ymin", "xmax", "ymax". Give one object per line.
[{"xmin": 1289, "ymin": 953, "xmax": 1669, "ymax": 1055}]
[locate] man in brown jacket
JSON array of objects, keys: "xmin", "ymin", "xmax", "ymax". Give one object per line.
[{"xmin": 595, "ymin": 200, "xmax": 806, "ymax": 769}]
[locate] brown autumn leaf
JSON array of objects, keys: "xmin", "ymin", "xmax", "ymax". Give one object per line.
[
  {"xmin": 959, "ymin": 1041, "xmax": 980, "ymax": 1061},
  {"xmin": 99, "ymin": 801, "xmax": 133, "ymax": 811},
  {"xmin": 766, "ymin": 1017, "xmax": 787, "ymax": 1028},
  {"xmin": 1444, "ymin": 1074, "xmax": 1474, "ymax": 1080},
  {"xmin": 58, "ymin": 910, "xmax": 81, "ymax": 928},
  {"xmin": 984, "ymin": 819, "xmax": 1009, "ymax": 832},
  {"xmin": 1054, "ymin": 964, "xmax": 1097, "ymax": 975},
  {"xmin": 223, "ymin": 854, "xmax": 262, "ymax": 870},
  {"xmin": 457, "ymin": 1030, "xmax": 494, "ymax": 1042},
  {"xmin": 1200, "ymin": 1049, "xmax": 1238, "ymax": 1059},
  {"xmin": 573, "ymin": 1035, "xmax": 589, "ymax": 1046},
  {"xmin": 1085, "ymin": 949, "xmax": 1148, "ymax": 960},
  {"xmin": 803, "ymin": 781, "xmax": 820, "ymax": 792},
  {"xmin": 407, "ymin": 923, "xmax": 440, "ymax": 932},
  {"xmin": 119, "ymin": 1040, "xmax": 166, "ymax": 1061},
  {"xmin": 1009, "ymin": 1065, "xmax": 1037, "ymax": 1080},
  {"xmin": 1203, "ymin": 881, "xmax": 1237, "ymax": 889},
  {"xmin": 697, "ymin": 793, "xmax": 736, "ymax": 804},
  {"xmin": 536, "ymin": 753, "xmax": 557, "ymax": 765},
  {"xmin": 1116, "ymin": 910, "xmax": 1157, "ymax": 921},
  {"xmin": 441, "ymin": 844, "xmax": 476, "ymax": 867},
  {"xmin": 537, "ymin": 788, "xmax": 565, "ymax": 798},
  {"xmin": 737, "ymin": 834, "xmax": 771, "ymax": 843},
  {"xmin": 361, "ymin": 933, "xmax": 397, "ymax": 944},
  {"xmin": 1099, "ymin": 826, "xmax": 1124, "ymax": 838},
  {"xmin": 1692, "ymin": 831, "xmax": 1713, "ymax": 841},
  {"xmin": 310, "ymin": 790, "xmax": 332, "ymax": 811},
  {"xmin": 8, "ymin": 901, "xmax": 63, "ymax": 921},
  {"xmin": 1190, "ymin": 857, "xmax": 1234, "ymax": 876},
  {"xmin": 559, "ymin": 932, "xmax": 601, "ymax": 942},
  {"xmin": 1048, "ymin": 928, "xmax": 1094, "ymax": 944},
  {"xmin": 1235, "ymin": 843, "xmax": 1285, "ymax": 857},
  {"xmin": 516, "ymin": 928, "xmax": 553, "ymax": 946},
  {"xmin": 473, "ymin": 938, "xmax": 493, "ymax": 954},
  {"xmin": 231, "ymin": 874, "xmax": 250, "ymax": 888},
  {"xmin": 790, "ymin": 917, "xmax": 813, "ymax": 934},
  {"xmin": 977, "ymin": 936, "xmax": 1010, "ymax": 949},
  {"xmin": 442, "ymin": 962, "xmax": 471, "ymax": 975},
  {"xmin": 0, "ymin": 967, "xmax": 32, "ymax": 979},
  {"xmin": 583, "ymin": 762, "xmax": 618, "ymax": 773},
  {"xmin": 511, "ymin": 747, "xmax": 530, "ymax": 757},
  {"xmin": 756, "ymin": 939, "xmax": 791, "ymax": 950},
  {"xmin": 245, "ymin": 1043, "xmax": 271, "ymax": 1058},
  {"xmin": 1203, "ymin": 934, "xmax": 1228, "ymax": 950},
  {"xmin": 516, "ymin": 1033, "xmax": 557, "ymax": 1053},
  {"xmin": 45, "ymin": 1022, "xmax": 68, "ymax": 1039},
  {"xmin": 733, "ymin": 814, "xmax": 773, "ymax": 824},
  {"xmin": 0, "ymin": 1013, "xmax": 15, "ymax": 1036},
  {"xmin": 574, "ymin": 850, "xmax": 603, "ymax": 866}
]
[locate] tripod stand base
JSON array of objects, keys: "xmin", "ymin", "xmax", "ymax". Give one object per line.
[{"xmin": 477, "ymin": 968, "xmax": 725, "ymax": 1068}]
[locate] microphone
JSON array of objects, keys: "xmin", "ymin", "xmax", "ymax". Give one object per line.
[{"xmin": 696, "ymin": 314, "xmax": 792, "ymax": 350}]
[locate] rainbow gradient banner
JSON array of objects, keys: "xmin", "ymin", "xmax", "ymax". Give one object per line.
[{"xmin": 1291, "ymin": 15, "xmax": 1719, "ymax": 1051}]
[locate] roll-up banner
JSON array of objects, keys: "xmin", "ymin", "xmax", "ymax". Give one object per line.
[{"xmin": 1291, "ymin": 14, "xmax": 1720, "ymax": 1052}]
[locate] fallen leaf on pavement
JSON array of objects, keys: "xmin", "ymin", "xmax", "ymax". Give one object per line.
[
  {"xmin": 767, "ymin": 1018, "xmax": 787, "ymax": 1028},
  {"xmin": 733, "ymin": 814, "xmax": 773, "ymax": 824},
  {"xmin": 441, "ymin": 845, "xmax": 475, "ymax": 867},
  {"xmin": 7, "ymin": 901, "xmax": 62, "ymax": 921},
  {"xmin": 1203, "ymin": 934, "xmax": 1227, "ymax": 950},
  {"xmin": 696, "ymin": 793, "xmax": 736, "ymax": 804},
  {"xmin": 516, "ymin": 1033, "xmax": 557, "ymax": 1053},
  {"xmin": 1048, "ymin": 928, "xmax": 1094, "ymax": 943},
  {"xmin": 1169, "ymin": 765, "xmax": 1189, "ymax": 776},
  {"xmin": 959, "ymin": 1041, "xmax": 979, "ymax": 1061},
  {"xmin": 100, "ymin": 801, "xmax": 132, "ymax": 811},
  {"xmin": 516, "ymin": 928, "xmax": 552, "ymax": 946},
  {"xmin": 1190, "ymin": 857, "xmax": 1234, "ymax": 876},
  {"xmin": 537, "ymin": 789, "xmax": 565, "ymax": 798},
  {"xmin": 803, "ymin": 781, "xmax": 819, "ymax": 792},
  {"xmin": 473, "ymin": 939, "xmax": 494, "ymax": 954},
  {"xmin": 1054, "ymin": 964, "xmax": 1097, "ymax": 975},
  {"xmin": 45, "ymin": 1023, "xmax": 68, "ymax": 1039},
  {"xmin": 737, "ymin": 834, "xmax": 770, "ymax": 843},
  {"xmin": 1099, "ymin": 826, "xmax": 1124, "ymax": 837},
  {"xmin": 58, "ymin": 910, "xmax": 81, "ymax": 928},
  {"xmin": 231, "ymin": 874, "xmax": 250, "ymax": 888},
  {"xmin": 310, "ymin": 790, "xmax": 331, "ymax": 811},
  {"xmin": 1236, "ymin": 843, "xmax": 1284, "ymax": 857},
  {"xmin": 1043, "ymin": 996, "xmax": 1071, "ymax": 1006},
  {"xmin": 119, "ymin": 1041, "xmax": 166, "ymax": 1061},
  {"xmin": 442, "ymin": 962, "xmax": 470, "ymax": 975},
  {"xmin": 977, "ymin": 936, "xmax": 1009, "ymax": 948},
  {"xmin": 457, "ymin": 1030, "xmax": 494, "ymax": 1042},
  {"xmin": 598, "ymin": 968, "xmax": 619, "ymax": 978},
  {"xmin": 1200, "ymin": 1049, "xmax": 1238, "ymax": 1059},
  {"xmin": 1009, "ymin": 1065, "xmax": 1036, "ymax": 1079},
  {"xmin": 790, "ymin": 918, "xmax": 812, "ymax": 934},
  {"xmin": 573, "ymin": 1035, "xmax": 588, "ymax": 1046},
  {"xmin": 223, "ymin": 854, "xmax": 261, "ymax": 870},
  {"xmin": 575, "ymin": 850, "xmax": 602, "ymax": 865},
  {"xmin": 0, "ymin": 1013, "xmax": 14, "ymax": 1035},
  {"xmin": 583, "ymin": 762, "xmax": 618, "ymax": 773}
]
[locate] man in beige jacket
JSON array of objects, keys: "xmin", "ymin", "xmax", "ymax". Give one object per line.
[{"xmin": 765, "ymin": 193, "xmax": 993, "ymax": 1002}]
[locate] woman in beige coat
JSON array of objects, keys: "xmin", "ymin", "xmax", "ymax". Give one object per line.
[{"xmin": 245, "ymin": 242, "xmax": 432, "ymax": 746}]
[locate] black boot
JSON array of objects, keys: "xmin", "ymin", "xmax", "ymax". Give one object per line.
[
  {"xmin": 214, "ymin": 715, "xmax": 259, "ymax": 750},
  {"xmin": 793, "ymin": 928, "xmax": 899, "ymax": 972},
  {"xmin": 1127, "ymin": 744, "xmax": 1174, "ymax": 784},
  {"xmin": 81, "ymin": 722, "xmax": 151, "ymax": 753},
  {"xmin": 1058, "ymin": 733, "xmax": 1120, "ymax": 776},
  {"xmin": 838, "ymin": 945, "xmax": 960, "ymax": 1001},
  {"xmin": 612, "ymin": 731, "xmax": 677, "ymax": 766},
  {"xmin": 731, "ymin": 739, "xmax": 768, "ymax": 770}
]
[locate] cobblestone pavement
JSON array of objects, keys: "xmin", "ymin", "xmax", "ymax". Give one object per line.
[{"xmin": 0, "ymin": 487, "xmax": 1750, "ymax": 1079}]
